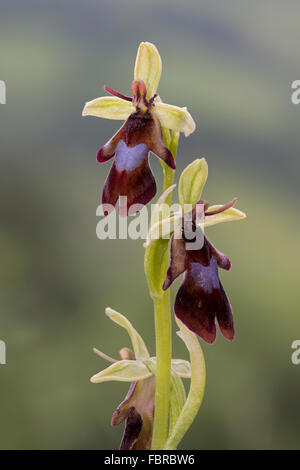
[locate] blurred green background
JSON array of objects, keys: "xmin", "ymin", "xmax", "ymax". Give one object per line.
[{"xmin": 0, "ymin": 0, "xmax": 300, "ymax": 450}]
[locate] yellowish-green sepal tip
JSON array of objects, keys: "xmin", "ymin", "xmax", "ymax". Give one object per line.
[
  {"xmin": 154, "ymin": 102, "xmax": 196, "ymax": 136},
  {"xmin": 105, "ymin": 307, "xmax": 150, "ymax": 360},
  {"xmin": 134, "ymin": 42, "xmax": 162, "ymax": 100},
  {"xmin": 82, "ymin": 96, "xmax": 134, "ymax": 120}
]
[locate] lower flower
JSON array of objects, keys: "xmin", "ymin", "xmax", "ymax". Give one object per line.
[
  {"xmin": 111, "ymin": 376, "xmax": 155, "ymax": 450},
  {"xmin": 90, "ymin": 307, "xmax": 191, "ymax": 449}
]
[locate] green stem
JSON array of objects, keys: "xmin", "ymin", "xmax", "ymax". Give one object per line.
[
  {"xmin": 151, "ymin": 290, "xmax": 172, "ymax": 449},
  {"xmin": 147, "ymin": 130, "xmax": 179, "ymax": 450}
]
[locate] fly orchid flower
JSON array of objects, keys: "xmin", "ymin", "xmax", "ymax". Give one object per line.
[
  {"xmin": 91, "ymin": 307, "xmax": 191, "ymax": 450},
  {"xmin": 144, "ymin": 158, "xmax": 246, "ymax": 343},
  {"xmin": 82, "ymin": 42, "xmax": 195, "ymax": 215}
]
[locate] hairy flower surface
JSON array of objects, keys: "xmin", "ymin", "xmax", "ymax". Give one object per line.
[{"xmin": 82, "ymin": 42, "xmax": 195, "ymax": 215}]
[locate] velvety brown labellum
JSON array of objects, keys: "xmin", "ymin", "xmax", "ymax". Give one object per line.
[
  {"xmin": 98, "ymin": 110, "xmax": 175, "ymax": 215},
  {"xmin": 163, "ymin": 232, "xmax": 234, "ymax": 344}
]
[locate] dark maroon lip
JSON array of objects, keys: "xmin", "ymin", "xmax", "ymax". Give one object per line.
[
  {"xmin": 163, "ymin": 233, "xmax": 234, "ymax": 344},
  {"xmin": 96, "ymin": 89, "xmax": 175, "ymax": 215}
]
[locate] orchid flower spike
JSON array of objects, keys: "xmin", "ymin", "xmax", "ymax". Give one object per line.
[{"xmin": 91, "ymin": 307, "xmax": 191, "ymax": 449}]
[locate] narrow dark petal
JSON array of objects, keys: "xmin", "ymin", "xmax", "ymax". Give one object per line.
[
  {"xmin": 150, "ymin": 114, "xmax": 176, "ymax": 169},
  {"xmin": 97, "ymin": 145, "xmax": 115, "ymax": 163},
  {"xmin": 151, "ymin": 140, "xmax": 176, "ymax": 169},
  {"xmin": 97, "ymin": 123, "xmax": 126, "ymax": 163},
  {"xmin": 111, "ymin": 383, "xmax": 137, "ymax": 426},
  {"xmin": 205, "ymin": 197, "xmax": 237, "ymax": 216},
  {"xmin": 205, "ymin": 238, "xmax": 232, "ymax": 271},
  {"xmin": 119, "ymin": 408, "xmax": 143, "ymax": 450},
  {"xmin": 163, "ymin": 232, "xmax": 187, "ymax": 290},
  {"xmin": 104, "ymin": 85, "xmax": 133, "ymax": 102}
]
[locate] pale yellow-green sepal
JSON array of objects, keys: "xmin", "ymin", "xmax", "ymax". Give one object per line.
[
  {"xmin": 171, "ymin": 359, "xmax": 192, "ymax": 379},
  {"xmin": 178, "ymin": 158, "xmax": 208, "ymax": 208},
  {"xmin": 134, "ymin": 42, "xmax": 162, "ymax": 100},
  {"xmin": 105, "ymin": 307, "xmax": 149, "ymax": 360},
  {"xmin": 90, "ymin": 360, "xmax": 152, "ymax": 383},
  {"xmin": 204, "ymin": 206, "xmax": 246, "ymax": 227},
  {"xmin": 154, "ymin": 102, "xmax": 195, "ymax": 137},
  {"xmin": 82, "ymin": 96, "xmax": 134, "ymax": 120}
]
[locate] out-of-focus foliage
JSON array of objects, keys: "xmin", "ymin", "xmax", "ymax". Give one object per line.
[{"xmin": 0, "ymin": 0, "xmax": 299, "ymax": 449}]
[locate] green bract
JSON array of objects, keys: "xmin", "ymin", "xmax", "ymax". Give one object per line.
[
  {"xmin": 166, "ymin": 319, "xmax": 206, "ymax": 450},
  {"xmin": 178, "ymin": 158, "xmax": 208, "ymax": 208}
]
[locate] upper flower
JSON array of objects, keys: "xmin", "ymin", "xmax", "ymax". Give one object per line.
[
  {"xmin": 82, "ymin": 42, "xmax": 195, "ymax": 215},
  {"xmin": 91, "ymin": 307, "xmax": 191, "ymax": 450}
]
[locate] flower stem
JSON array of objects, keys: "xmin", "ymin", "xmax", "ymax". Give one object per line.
[
  {"xmin": 148, "ymin": 130, "xmax": 179, "ymax": 450},
  {"xmin": 151, "ymin": 290, "xmax": 172, "ymax": 449}
]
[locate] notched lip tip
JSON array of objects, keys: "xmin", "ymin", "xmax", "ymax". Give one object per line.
[
  {"xmin": 203, "ymin": 336, "xmax": 216, "ymax": 344},
  {"xmin": 222, "ymin": 331, "xmax": 235, "ymax": 342},
  {"xmin": 224, "ymin": 259, "xmax": 232, "ymax": 271}
]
